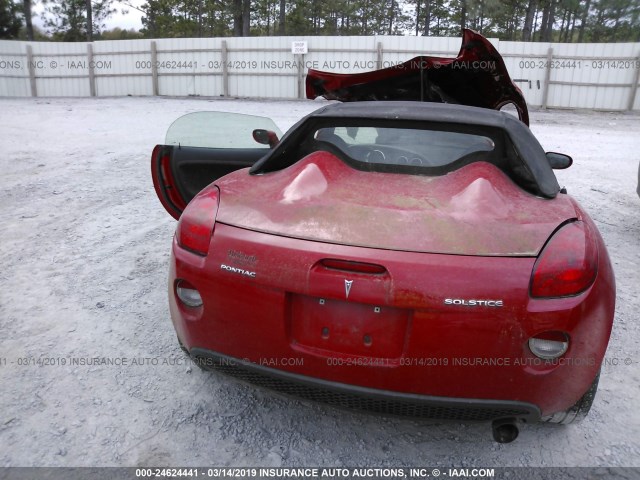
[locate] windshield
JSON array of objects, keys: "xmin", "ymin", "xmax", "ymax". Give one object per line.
[
  {"xmin": 315, "ymin": 126, "xmax": 495, "ymax": 168},
  {"xmin": 165, "ymin": 111, "xmax": 282, "ymax": 149}
]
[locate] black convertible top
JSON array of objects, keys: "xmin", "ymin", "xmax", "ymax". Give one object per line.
[
  {"xmin": 310, "ymin": 101, "xmax": 513, "ymax": 124},
  {"xmin": 250, "ymin": 102, "xmax": 560, "ymax": 198}
]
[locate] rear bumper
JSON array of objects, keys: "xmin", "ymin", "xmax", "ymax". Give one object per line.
[
  {"xmin": 190, "ymin": 347, "xmax": 541, "ymax": 422},
  {"xmin": 169, "ymin": 223, "xmax": 615, "ymax": 418}
]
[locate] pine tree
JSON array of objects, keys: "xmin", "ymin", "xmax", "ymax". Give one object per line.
[{"xmin": 0, "ymin": 0, "xmax": 21, "ymax": 38}]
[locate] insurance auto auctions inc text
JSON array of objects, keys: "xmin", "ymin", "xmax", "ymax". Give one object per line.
[{"xmin": 177, "ymin": 468, "xmax": 496, "ymax": 479}]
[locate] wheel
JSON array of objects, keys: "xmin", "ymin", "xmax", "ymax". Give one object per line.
[{"xmin": 542, "ymin": 371, "xmax": 600, "ymax": 424}]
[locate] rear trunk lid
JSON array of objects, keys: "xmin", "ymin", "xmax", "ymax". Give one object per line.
[{"xmin": 215, "ymin": 152, "xmax": 576, "ymax": 257}]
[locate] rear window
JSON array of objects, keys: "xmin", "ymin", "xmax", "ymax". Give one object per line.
[
  {"xmin": 254, "ymin": 118, "xmax": 529, "ymax": 184},
  {"xmin": 251, "ymin": 114, "xmax": 549, "ymax": 197},
  {"xmin": 316, "ymin": 126, "xmax": 495, "ymax": 168}
]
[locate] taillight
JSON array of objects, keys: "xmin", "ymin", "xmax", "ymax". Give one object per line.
[
  {"xmin": 530, "ymin": 221, "xmax": 598, "ymax": 298},
  {"xmin": 176, "ymin": 185, "xmax": 219, "ymax": 256}
]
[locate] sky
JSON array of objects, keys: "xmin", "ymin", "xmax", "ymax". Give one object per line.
[
  {"xmin": 33, "ymin": 0, "xmax": 146, "ymax": 34},
  {"xmin": 33, "ymin": 0, "xmax": 416, "ymax": 35},
  {"xmin": 107, "ymin": 0, "xmax": 145, "ymax": 31}
]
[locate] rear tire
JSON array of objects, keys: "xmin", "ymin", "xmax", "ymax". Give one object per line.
[{"xmin": 542, "ymin": 371, "xmax": 600, "ymax": 424}]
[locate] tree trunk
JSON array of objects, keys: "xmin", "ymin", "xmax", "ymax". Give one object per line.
[
  {"xmin": 415, "ymin": 0, "xmax": 421, "ymax": 36},
  {"xmin": 511, "ymin": 10, "xmax": 518, "ymax": 39},
  {"xmin": 423, "ymin": 0, "xmax": 430, "ymax": 35},
  {"xmin": 591, "ymin": 6, "xmax": 604, "ymax": 41},
  {"xmin": 242, "ymin": 0, "xmax": 250, "ymax": 36},
  {"xmin": 233, "ymin": 0, "xmax": 243, "ymax": 35},
  {"xmin": 568, "ymin": 7, "xmax": 577, "ymax": 42},
  {"xmin": 266, "ymin": 2, "xmax": 270, "ymax": 35},
  {"xmin": 532, "ymin": 7, "xmax": 539, "ymax": 38},
  {"xmin": 543, "ymin": 0, "xmax": 555, "ymax": 42},
  {"xmin": 577, "ymin": 0, "xmax": 590, "ymax": 42},
  {"xmin": 278, "ymin": 0, "xmax": 285, "ymax": 35},
  {"xmin": 22, "ymin": 0, "xmax": 34, "ymax": 40},
  {"xmin": 460, "ymin": 0, "xmax": 466, "ymax": 31},
  {"xmin": 522, "ymin": 0, "xmax": 536, "ymax": 41},
  {"xmin": 85, "ymin": 0, "xmax": 93, "ymax": 41},
  {"xmin": 539, "ymin": 1, "xmax": 549, "ymax": 41},
  {"xmin": 312, "ymin": 0, "xmax": 319, "ymax": 34},
  {"xmin": 558, "ymin": 7, "xmax": 567, "ymax": 41},
  {"xmin": 344, "ymin": 0, "xmax": 350, "ymax": 32},
  {"xmin": 562, "ymin": 9, "xmax": 572, "ymax": 41}
]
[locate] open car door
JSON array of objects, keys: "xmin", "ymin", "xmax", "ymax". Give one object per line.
[{"xmin": 151, "ymin": 112, "xmax": 282, "ymax": 219}]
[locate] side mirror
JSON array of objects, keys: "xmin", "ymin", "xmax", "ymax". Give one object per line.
[
  {"xmin": 546, "ymin": 152, "xmax": 573, "ymax": 170},
  {"xmin": 253, "ymin": 129, "xmax": 280, "ymax": 148}
]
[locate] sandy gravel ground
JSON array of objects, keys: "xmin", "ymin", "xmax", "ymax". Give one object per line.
[{"xmin": 0, "ymin": 97, "xmax": 639, "ymax": 469}]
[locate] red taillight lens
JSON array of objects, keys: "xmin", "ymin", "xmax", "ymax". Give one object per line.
[
  {"xmin": 176, "ymin": 185, "xmax": 219, "ymax": 256},
  {"xmin": 530, "ymin": 221, "xmax": 598, "ymax": 298}
]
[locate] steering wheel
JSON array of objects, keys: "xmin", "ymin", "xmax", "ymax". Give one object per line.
[{"xmin": 348, "ymin": 144, "xmax": 431, "ymax": 166}]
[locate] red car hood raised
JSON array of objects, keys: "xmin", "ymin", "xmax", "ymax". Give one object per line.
[{"xmin": 215, "ymin": 152, "xmax": 577, "ymax": 256}]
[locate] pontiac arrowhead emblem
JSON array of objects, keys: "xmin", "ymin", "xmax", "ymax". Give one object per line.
[{"xmin": 344, "ymin": 279, "xmax": 353, "ymax": 298}]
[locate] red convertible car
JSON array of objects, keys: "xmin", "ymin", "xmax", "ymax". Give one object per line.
[{"xmin": 152, "ymin": 101, "xmax": 615, "ymax": 443}]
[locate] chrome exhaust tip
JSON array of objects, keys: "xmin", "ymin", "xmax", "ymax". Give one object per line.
[{"xmin": 492, "ymin": 418, "xmax": 519, "ymax": 443}]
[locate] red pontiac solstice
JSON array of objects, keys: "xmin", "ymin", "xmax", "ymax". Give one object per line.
[{"xmin": 151, "ymin": 35, "xmax": 615, "ymax": 444}]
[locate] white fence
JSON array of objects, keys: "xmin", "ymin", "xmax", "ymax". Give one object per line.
[{"xmin": 1, "ymin": 35, "xmax": 639, "ymax": 111}]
